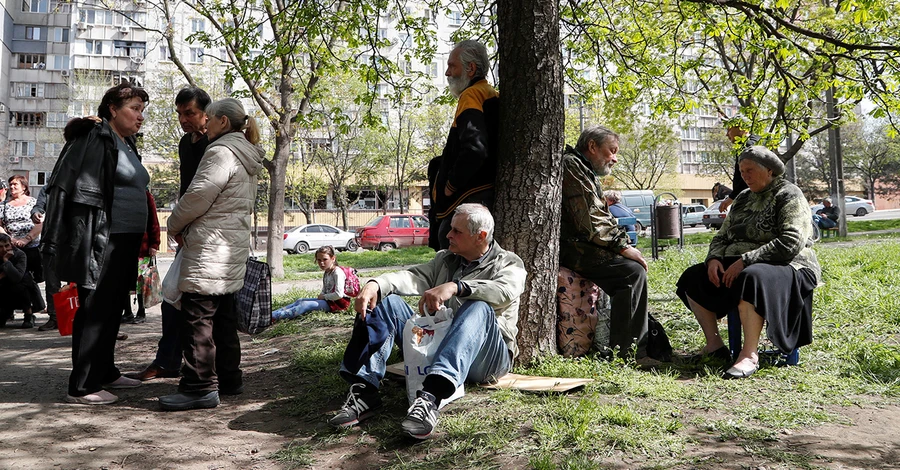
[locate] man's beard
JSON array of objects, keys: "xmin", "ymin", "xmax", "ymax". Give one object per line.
[
  {"xmin": 594, "ymin": 162, "xmax": 612, "ymax": 176},
  {"xmin": 448, "ymin": 73, "xmax": 468, "ymax": 98}
]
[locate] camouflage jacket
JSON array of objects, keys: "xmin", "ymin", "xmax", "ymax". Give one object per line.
[
  {"xmin": 559, "ymin": 146, "xmax": 629, "ymax": 262},
  {"xmin": 707, "ymin": 177, "xmax": 821, "ymax": 283}
]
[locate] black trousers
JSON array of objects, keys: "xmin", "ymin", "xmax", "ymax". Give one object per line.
[
  {"xmin": 178, "ymin": 292, "xmax": 243, "ymax": 393},
  {"xmin": 69, "ymin": 233, "xmax": 142, "ymax": 397}
]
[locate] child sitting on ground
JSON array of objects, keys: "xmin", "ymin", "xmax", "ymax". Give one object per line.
[{"xmin": 273, "ymin": 246, "xmax": 350, "ymax": 321}]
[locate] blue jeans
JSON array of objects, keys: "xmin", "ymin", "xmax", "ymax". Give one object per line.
[
  {"xmin": 814, "ymin": 214, "xmax": 836, "ymax": 229},
  {"xmin": 273, "ymin": 298, "xmax": 330, "ymax": 321},
  {"xmin": 339, "ymin": 295, "xmax": 510, "ymax": 390}
]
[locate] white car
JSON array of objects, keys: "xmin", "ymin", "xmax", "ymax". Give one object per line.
[
  {"xmin": 283, "ymin": 223, "xmax": 359, "ymax": 254},
  {"xmin": 810, "ymin": 196, "xmax": 875, "ymax": 217},
  {"xmin": 682, "ymin": 204, "xmax": 707, "ymax": 227},
  {"xmin": 701, "ymin": 200, "xmax": 728, "ymax": 229}
]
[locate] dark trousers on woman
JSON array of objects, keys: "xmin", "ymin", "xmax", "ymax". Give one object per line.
[
  {"xmin": 69, "ymin": 233, "xmax": 142, "ymax": 397},
  {"xmin": 178, "ymin": 292, "xmax": 242, "ymax": 394}
]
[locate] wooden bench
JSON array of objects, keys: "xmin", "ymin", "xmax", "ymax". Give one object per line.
[{"xmin": 821, "ymin": 227, "xmax": 839, "ymax": 238}]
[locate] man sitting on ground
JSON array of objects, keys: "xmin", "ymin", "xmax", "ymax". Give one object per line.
[
  {"xmin": 329, "ymin": 203, "xmax": 526, "ymax": 439},
  {"xmin": 0, "ymin": 233, "xmax": 37, "ymax": 328}
]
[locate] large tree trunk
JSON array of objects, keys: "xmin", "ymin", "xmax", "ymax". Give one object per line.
[{"xmin": 495, "ymin": 0, "xmax": 564, "ymax": 366}]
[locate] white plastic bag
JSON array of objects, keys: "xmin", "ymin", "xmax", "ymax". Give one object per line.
[
  {"xmin": 161, "ymin": 250, "xmax": 183, "ymax": 309},
  {"xmin": 402, "ymin": 307, "xmax": 465, "ymax": 408}
]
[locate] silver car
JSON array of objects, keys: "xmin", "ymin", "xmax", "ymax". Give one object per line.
[
  {"xmin": 283, "ymin": 223, "xmax": 359, "ymax": 254},
  {"xmin": 810, "ymin": 196, "xmax": 875, "ymax": 217}
]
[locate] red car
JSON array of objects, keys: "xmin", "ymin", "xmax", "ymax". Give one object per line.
[{"xmin": 355, "ymin": 214, "xmax": 430, "ymax": 251}]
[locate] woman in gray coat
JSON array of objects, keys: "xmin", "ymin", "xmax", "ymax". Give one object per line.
[{"xmin": 159, "ymin": 98, "xmax": 265, "ymax": 411}]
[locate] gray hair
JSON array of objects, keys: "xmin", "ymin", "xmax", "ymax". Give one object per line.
[
  {"xmin": 453, "ymin": 203, "xmax": 494, "ymax": 244},
  {"xmin": 603, "ymin": 190, "xmax": 622, "ymax": 204},
  {"xmin": 576, "ymin": 125, "xmax": 619, "ymax": 153},
  {"xmin": 823, "ymin": 197, "xmax": 833, "ymax": 204},
  {"xmin": 453, "ymin": 40, "xmax": 490, "ymax": 78},
  {"xmin": 205, "ymin": 98, "xmax": 261, "ymax": 144}
]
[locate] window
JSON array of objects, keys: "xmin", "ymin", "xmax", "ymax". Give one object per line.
[
  {"xmin": 12, "ymin": 83, "xmax": 44, "ymax": 98},
  {"xmin": 50, "ymin": 55, "xmax": 69, "ymax": 70},
  {"xmin": 448, "ymin": 11, "xmax": 463, "ymax": 27},
  {"xmin": 85, "ymin": 39, "xmax": 103, "ymax": 55},
  {"xmin": 50, "ymin": 0, "xmax": 71, "ymax": 13},
  {"xmin": 11, "ymin": 112, "xmax": 45, "ymax": 127},
  {"xmin": 31, "ymin": 170, "xmax": 52, "ymax": 186},
  {"xmin": 23, "ymin": 0, "xmax": 49, "ymax": 12},
  {"xmin": 429, "ymin": 62, "xmax": 438, "ymax": 77},
  {"xmin": 190, "ymin": 47, "xmax": 204, "ymax": 63},
  {"xmin": 389, "ymin": 217, "xmax": 411, "ymax": 229},
  {"xmin": 412, "ymin": 216, "xmax": 429, "ymax": 228},
  {"xmin": 191, "ymin": 18, "xmax": 205, "ymax": 32},
  {"xmin": 377, "ymin": 28, "xmax": 388, "ymax": 40},
  {"xmin": 53, "ymin": 27, "xmax": 69, "ymax": 42},
  {"xmin": 25, "ymin": 26, "xmax": 42, "ymax": 40},
  {"xmin": 46, "ymin": 112, "xmax": 68, "ymax": 128},
  {"xmin": 12, "ymin": 141, "xmax": 36, "ymax": 157},
  {"xmin": 114, "ymin": 40, "xmax": 146, "ymax": 58},
  {"xmin": 159, "ymin": 45, "xmax": 169, "ymax": 60},
  {"xmin": 321, "ymin": 226, "xmax": 339, "ymax": 234}
]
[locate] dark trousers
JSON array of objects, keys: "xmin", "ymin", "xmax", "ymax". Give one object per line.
[
  {"xmin": 69, "ymin": 233, "xmax": 142, "ymax": 397},
  {"xmin": 178, "ymin": 292, "xmax": 242, "ymax": 393},
  {"xmin": 153, "ymin": 301, "xmax": 183, "ymax": 371},
  {"xmin": 560, "ymin": 247, "xmax": 649, "ymax": 358},
  {"xmin": 0, "ymin": 280, "xmax": 33, "ymax": 319}
]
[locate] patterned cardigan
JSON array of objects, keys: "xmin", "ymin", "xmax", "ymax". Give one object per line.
[{"xmin": 706, "ymin": 177, "xmax": 821, "ymax": 283}]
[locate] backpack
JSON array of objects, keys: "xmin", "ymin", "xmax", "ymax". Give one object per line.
[
  {"xmin": 647, "ymin": 314, "xmax": 673, "ymax": 362},
  {"xmin": 340, "ymin": 266, "xmax": 361, "ymax": 297}
]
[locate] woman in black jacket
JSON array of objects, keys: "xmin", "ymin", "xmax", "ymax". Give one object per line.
[{"xmin": 42, "ymin": 82, "xmax": 152, "ymax": 405}]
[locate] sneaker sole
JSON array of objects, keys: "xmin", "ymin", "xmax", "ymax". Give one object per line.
[
  {"xmin": 329, "ymin": 408, "xmax": 380, "ymax": 428},
  {"xmin": 406, "ymin": 430, "xmax": 432, "ymax": 440},
  {"xmin": 103, "ymin": 381, "xmax": 142, "ymax": 390},
  {"xmin": 65, "ymin": 395, "xmax": 118, "ymax": 405}
]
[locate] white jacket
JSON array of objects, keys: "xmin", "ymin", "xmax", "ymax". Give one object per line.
[{"xmin": 167, "ymin": 132, "xmax": 265, "ymax": 295}]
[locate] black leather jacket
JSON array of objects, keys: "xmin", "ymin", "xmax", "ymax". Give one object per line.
[{"xmin": 40, "ymin": 118, "xmax": 139, "ymax": 288}]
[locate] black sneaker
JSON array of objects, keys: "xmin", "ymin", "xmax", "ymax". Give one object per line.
[
  {"xmin": 328, "ymin": 383, "xmax": 382, "ymax": 428},
  {"xmin": 400, "ymin": 390, "xmax": 439, "ymax": 439}
]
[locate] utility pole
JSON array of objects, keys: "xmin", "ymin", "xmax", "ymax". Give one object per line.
[{"xmin": 825, "ymin": 86, "xmax": 847, "ymax": 237}]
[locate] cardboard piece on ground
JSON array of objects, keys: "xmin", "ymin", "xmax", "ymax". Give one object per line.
[{"xmin": 385, "ymin": 363, "xmax": 592, "ymax": 393}]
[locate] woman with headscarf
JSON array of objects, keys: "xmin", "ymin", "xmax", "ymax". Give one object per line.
[{"xmin": 676, "ymin": 146, "xmax": 820, "ymax": 379}]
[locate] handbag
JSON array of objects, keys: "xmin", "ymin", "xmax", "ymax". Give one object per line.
[
  {"xmin": 53, "ymin": 283, "xmax": 79, "ymax": 336},
  {"xmin": 401, "ymin": 309, "xmax": 464, "ymax": 408},
  {"xmin": 234, "ymin": 257, "xmax": 272, "ymax": 334},
  {"xmin": 137, "ymin": 256, "xmax": 162, "ymax": 308},
  {"xmin": 162, "ymin": 249, "xmax": 184, "ymax": 309}
]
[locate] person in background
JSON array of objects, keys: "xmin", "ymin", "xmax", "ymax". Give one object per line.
[
  {"xmin": 718, "ymin": 119, "xmax": 761, "ymax": 213},
  {"xmin": 712, "ymin": 182, "xmax": 731, "ymax": 202},
  {"xmin": 272, "ymin": 245, "xmax": 349, "ymax": 322},
  {"xmin": 42, "ymin": 82, "xmax": 152, "ymax": 404},
  {"xmin": 0, "ymin": 175, "xmax": 45, "ymax": 327},
  {"xmin": 603, "ymin": 190, "xmax": 637, "ymax": 233},
  {"xmin": 31, "ymin": 186, "xmax": 63, "ymax": 331},
  {"xmin": 0, "ymin": 233, "xmax": 38, "ymax": 328},
  {"xmin": 121, "ymin": 191, "xmax": 161, "ymax": 324},
  {"xmin": 159, "ymin": 98, "xmax": 264, "ymax": 411},
  {"xmin": 128, "ymin": 86, "xmax": 211, "ymax": 382},
  {"xmin": 814, "ymin": 197, "xmax": 840, "ymax": 229},
  {"xmin": 0, "ymin": 180, "xmax": 8, "ymax": 203}
]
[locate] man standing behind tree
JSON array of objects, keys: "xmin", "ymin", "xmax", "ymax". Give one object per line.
[
  {"xmin": 428, "ymin": 40, "xmax": 500, "ymax": 250},
  {"xmin": 559, "ymin": 125, "xmax": 658, "ymax": 366},
  {"xmin": 718, "ymin": 118, "xmax": 761, "ymax": 213},
  {"xmin": 128, "ymin": 86, "xmax": 211, "ymax": 381}
]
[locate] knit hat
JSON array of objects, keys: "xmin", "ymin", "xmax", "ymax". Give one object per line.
[{"xmin": 739, "ymin": 146, "xmax": 785, "ymax": 176}]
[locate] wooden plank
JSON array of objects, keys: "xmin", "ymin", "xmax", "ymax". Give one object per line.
[{"xmin": 385, "ymin": 363, "xmax": 592, "ymax": 393}]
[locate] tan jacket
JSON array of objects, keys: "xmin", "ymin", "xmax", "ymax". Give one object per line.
[{"xmin": 167, "ymin": 132, "xmax": 265, "ymax": 295}]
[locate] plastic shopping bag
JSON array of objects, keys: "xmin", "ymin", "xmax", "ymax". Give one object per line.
[
  {"xmin": 53, "ymin": 283, "xmax": 79, "ymax": 336},
  {"xmin": 162, "ymin": 250, "xmax": 183, "ymax": 309},
  {"xmin": 137, "ymin": 256, "xmax": 162, "ymax": 308},
  {"xmin": 401, "ymin": 308, "xmax": 464, "ymax": 408}
]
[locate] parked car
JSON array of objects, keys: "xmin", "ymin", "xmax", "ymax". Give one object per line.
[
  {"xmin": 810, "ymin": 196, "xmax": 875, "ymax": 217},
  {"xmin": 355, "ymin": 214, "xmax": 430, "ymax": 251},
  {"xmin": 283, "ymin": 223, "xmax": 359, "ymax": 254},
  {"xmin": 621, "ymin": 189, "xmax": 655, "ymax": 231},
  {"xmin": 702, "ymin": 200, "xmax": 728, "ymax": 229},
  {"xmin": 682, "ymin": 204, "xmax": 707, "ymax": 227}
]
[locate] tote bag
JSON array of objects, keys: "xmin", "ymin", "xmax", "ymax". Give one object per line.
[
  {"xmin": 234, "ymin": 257, "xmax": 272, "ymax": 334},
  {"xmin": 53, "ymin": 283, "xmax": 79, "ymax": 336},
  {"xmin": 401, "ymin": 308, "xmax": 464, "ymax": 408},
  {"xmin": 137, "ymin": 256, "xmax": 162, "ymax": 308}
]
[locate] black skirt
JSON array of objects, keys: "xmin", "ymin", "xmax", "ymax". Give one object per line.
[{"xmin": 676, "ymin": 258, "xmax": 817, "ymax": 352}]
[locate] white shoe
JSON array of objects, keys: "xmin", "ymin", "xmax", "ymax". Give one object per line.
[
  {"xmin": 66, "ymin": 390, "xmax": 118, "ymax": 405},
  {"xmin": 103, "ymin": 376, "xmax": 142, "ymax": 389}
]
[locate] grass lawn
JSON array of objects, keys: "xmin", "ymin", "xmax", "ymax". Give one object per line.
[{"xmin": 265, "ymin": 239, "xmax": 900, "ymax": 469}]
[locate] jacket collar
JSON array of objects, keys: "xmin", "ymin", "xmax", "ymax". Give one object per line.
[{"xmin": 565, "ymin": 145, "xmax": 598, "ymax": 176}]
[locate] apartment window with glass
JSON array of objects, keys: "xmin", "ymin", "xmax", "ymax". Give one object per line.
[
  {"xmin": 12, "ymin": 83, "xmax": 44, "ymax": 98},
  {"xmin": 191, "ymin": 18, "xmax": 205, "ymax": 32},
  {"xmin": 46, "ymin": 112, "xmax": 68, "ymax": 128},
  {"xmin": 448, "ymin": 11, "xmax": 463, "ymax": 26},
  {"xmin": 50, "ymin": 0, "xmax": 71, "ymax": 13},
  {"xmin": 50, "ymin": 55, "xmax": 70, "ymax": 70},
  {"xmin": 114, "ymin": 41, "xmax": 146, "ymax": 58},
  {"xmin": 85, "ymin": 39, "xmax": 103, "ymax": 55},
  {"xmin": 25, "ymin": 26, "xmax": 42, "ymax": 40},
  {"xmin": 11, "ymin": 112, "xmax": 45, "ymax": 127},
  {"xmin": 31, "ymin": 170, "xmax": 52, "ymax": 186},
  {"xmin": 12, "ymin": 141, "xmax": 36, "ymax": 156},
  {"xmin": 23, "ymin": 0, "xmax": 49, "ymax": 12},
  {"xmin": 159, "ymin": 45, "xmax": 169, "ymax": 60},
  {"xmin": 53, "ymin": 27, "xmax": 69, "ymax": 42},
  {"xmin": 190, "ymin": 47, "xmax": 204, "ymax": 63},
  {"xmin": 17, "ymin": 54, "xmax": 45, "ymax": 69}
]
